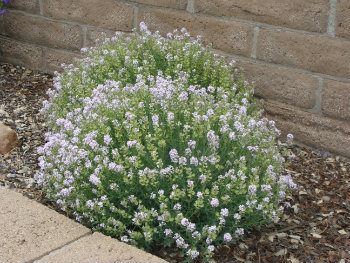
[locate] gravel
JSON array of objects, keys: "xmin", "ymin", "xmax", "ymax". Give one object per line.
[
  {"xmin": 0, "ymin": 63, "xmax": 51, "ymax": 199},
  {"xmin": 1, "ymin": 62, "xmax": 349, "ymax": 263}
]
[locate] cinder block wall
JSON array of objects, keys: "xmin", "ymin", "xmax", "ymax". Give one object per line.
[{"xmin": 0, "ymin": 0, "xmax": 349, "ymax": 157}]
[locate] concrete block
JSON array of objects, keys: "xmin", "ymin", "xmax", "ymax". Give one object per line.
[
  {"xmin": 132, "ymin": 0, "xmax": 187, "ymax": 9},
  {"xmin": 322, "ymin": 79, "xmax": 350, "ymax": 120},
  {"xmin": 8, "ymin": 0, "xmax": 40, "ymax": 14},
  {"xmin": 2, "ymin": 12, "xmax": 83, "ymax": 51},
  {"xmin": 0, "ymin": 37, "xmax": 43, "ymax": 71},
  {"xmin": 42, "ymin": 0, "xmax": 133, "ymax": 32},
  {"xmin": 237, "ymin": 60, "xmax": 318, "ymax": 109},
  {"xmin": 336, "ymin": 0, "xmax": 350, "ymax": 39},
  {"xmin": 264, "ymin": 102, "xmax": 350, "ymax": 157},
  {"xmin": 257, "ymin": 28, "xmax": 350, "ymax": 78},
  {"xmin": 0, "ymin": 187, "xmax": 90, "ymax": 263},
  {"xmin": 195, "ymin": 0, "xmax": 329, "ymax": 33}
]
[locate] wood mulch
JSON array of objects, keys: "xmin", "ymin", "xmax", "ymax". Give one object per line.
[{"xmin": 1, "ymin": 62, "xmax": 349, "ymax": 263}]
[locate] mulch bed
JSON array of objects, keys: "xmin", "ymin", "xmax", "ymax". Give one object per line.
[{"xmin": 1, "ymin": 62, "xmax": 349, "ymax": 263}]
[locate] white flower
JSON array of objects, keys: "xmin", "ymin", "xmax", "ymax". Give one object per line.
[
  {"xmin": 239, "ymin": 205, "xmax": 245, "ymax": 212},
  {"xmin": 186, "ymin": 249, "xmax": 199, "ymax": 259},
  {"xmin": 152, "ymin": 115, "xmax": 159, "ymax": 126},
  {"xmin": 127, "ymin": 140, "xmax": 137, "ymax": 148},
  {"xmin": 121, "ymin": 236, "xmax": 129, "ymax": 242},
  {"xmin": 207, "ymin": 245, "xmax": 215, "ymax": 252},
  {"xmin": 224, "ymin": 233, "xmax": 232, "ymax": 242},
  {"xmin": 235, "ymin": 228, "xmax": 244, "ymax": 236},
  {"xmin": 181, "ymin": 218, "xmax": 189, "ymax": 226},
  {"xmin": 207, "ymin": 86, "xmax": 215, "ymax": 93},
  {"xmin": 190, "ymin": 156, "xmax": 198, "ymax": 166},
  {"xmin": 199, "ymin": 174, "xmax": 206, "ymax": 183},
  {"xmin": 89, "ymin": 174, "xmax": 101, "ymax": 185},
  {"xmin": 210, "ymin": 198, "xmax": 219, "ymax": 207},
  {"xmin": 220, "ymin": 208, "xmax": 229, "ymax": 217},
  {"xmin": 139, "ymin": 21, "xmax": 148, "ymax": 31},
  {"xmin": 179, "ymin": 157, "xmax": 187, "ymax": 165},
  {"xmin": 188, "ymin": 140, "xmax": 196, "ymax": 149},
  {"xmin": 197, "ymin": 192, "xmax": 203, "ymax": 198},
  {"xmin": 248, "ymin": 185, "xmax": 257, "ymax": 195},
  {"xmin": 169, "ymin": 149, "xmax": 179, "ymax": 163},
  {"xmin": 167, "ymin": 111, "xmax": 174, "ymax": 121},
  {"xmin": 173, "ymin": 203, "xmax": 182, "ymax": 210},
  {"xmin": 164, "ymin": 229, "xmax": 173, "ymax": 236},
  {"xmin": 233, "ymin": 213, "xmax": 241, "ymax": 220},
  {"xmin": 103, "ymin": 134, "xmax": 112, "ymax": 145}
]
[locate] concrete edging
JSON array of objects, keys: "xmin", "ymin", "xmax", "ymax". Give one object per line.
[{"xmin": 0, "ymin": 187, "xmax": 166, "ymax": 263}]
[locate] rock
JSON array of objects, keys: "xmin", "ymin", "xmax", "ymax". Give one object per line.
[
  {"xmin": 276, "ymin": 233, "xmax": 288, "ymax": 238},
  {"xmin": 268, "ymin": 234, "xmax": 275, "ymax": 242},
  {"xmin": 275, "ymin": 248, "xmax": 287, "ymax": 256},
  {"xmin": 311, "ymin": 233, "xmax": 322, "ymax": 238},
  {"xmin": 0, "ymin": 122, "xmax": 19, "ymax": 155},
  {"xmin": 322, "ymin": 196, "xmax": 331, "ymax": 202},
  {"xmin": 239, "ymin": 243, "xmax": 248, "ymax": 250},
  {"xmin": 289, "ymin": 235, "xmax": 301, "ymax": 240},
  {"xmin": 0, "ymin": 109, "xmax": 9, "ymax": 118},
  {"xmin": 290, "ymin": 238, "xmax": 299, "ymax": 244},
  {"xmin": 338, "ymin": 229, "xmax": 347, "ymax": 235}
]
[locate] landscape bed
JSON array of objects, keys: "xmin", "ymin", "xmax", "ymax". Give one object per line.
[{"xmin": 0, "ymin": 27, "xmax": 349, "ymax": 262}]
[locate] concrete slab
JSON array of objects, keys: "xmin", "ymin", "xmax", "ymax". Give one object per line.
[
  {"xmin": 0, "ymin": 187, "xmax": 91, "ymax": 263},
  {"xmin": 37, "ymin": 232, "xmax": 167, "ymax": 263}
]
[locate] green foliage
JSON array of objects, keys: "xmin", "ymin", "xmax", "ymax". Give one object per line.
[{"xmin": 36, "ymin": 23, "xmax": 295, "ymax": 262}]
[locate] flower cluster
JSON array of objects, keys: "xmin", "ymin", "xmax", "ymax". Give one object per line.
[
  {"xmin": 36, "ymin": 23, "xmax": 295, "ymax": 262},
  {"xmin": 0, "ymin": 0, "xmax": 9, "ymax": 15}
]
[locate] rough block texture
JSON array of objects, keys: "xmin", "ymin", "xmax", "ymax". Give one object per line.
[
  {"xmin": 85, "ymin": 28, "xmax": 116, "ymax": 47},
  {"xmin": 0, "ymin": 122, "xmax": 19, "ymax": 155},
  {"xmin": 0, "ymin": 37, "xmax": 43, "ymax": 70},
  {"xmin": 8, "ymin": 0, "xmax": 40, "ymax": 14},
  {"xmin": 45, "ymin": 48, "xmax": 83, "ymax": 73},
  {"xmin": 42, "ymin": 0, "xmax": 134, "ymax": 31},
  {"xmin": 131, "ymin": 0, "xmax": 187, "ymax": 9},
  {"xmin": 195, "ymin": 0, "xmax": 329, "ymax": 33},
  {"xmin": 257, "ymin": 28, "xmax": 350, "ymax": 78},
  {"xmin": 2, "ymin": 12, "xmax": 83, "ymax": 50},
  {"xmin": 139, "ymin": 7, "xmax": 254, "ymax": 56},
  {"xmin": 38, "ymin": 232, "xmax": 167, "ymax": 263},
  {"xmin": 0, "ymin": 187, "xmax": 90, "ymax": 263},
  {"xmin": 264, "ymin": 102, "xmax": 350, "ymax": 157},
  {"xmin": 322, "ymin": 79, "xmax": 350, "ymax": 120},
  {"xmin": 336, "ymin": 0, "xmax": 350, "ymax": 39},
  {"xmin": 237, "ymin": 60, "xmax": 318, "ymax": 109}
]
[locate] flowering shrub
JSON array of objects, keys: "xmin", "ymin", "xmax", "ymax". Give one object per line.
[{"xmin": 36, "ymin": 23, "xmax": 296, "ymax": 262}]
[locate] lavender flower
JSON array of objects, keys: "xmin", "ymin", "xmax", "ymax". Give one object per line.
[
  {"xmin": 223, "ymin": 233, "xmax": 232, "ymax": 242},
  {"xmin": 220, "ymin": 208, "xmax": 229, "ymax": 217},
  {"xmin": 210, "ymin": 198, "xmax": 219, "ymax": 207},
  {"xmin": 89, "ymin": 174, "xmax": 101, "ymax": 185},
  {"xmin": 190, "ymin": 157, "xmax": 198, "ymax": 166},
  {"xmin": 169, "ymin": 149, "xmax": 179, "ymax": 163}
]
